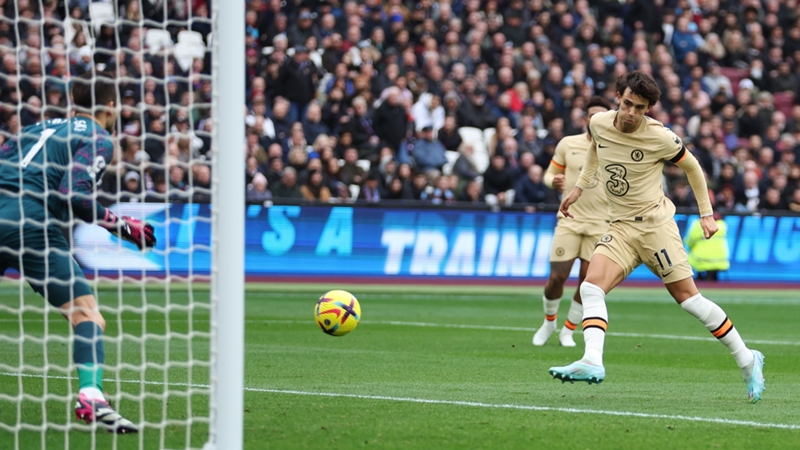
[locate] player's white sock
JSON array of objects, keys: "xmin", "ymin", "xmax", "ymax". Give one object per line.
[
  {"xmin": 533, "ymin": 295, "xmax": 560, "ymax": 345},
  {"xmin": 561, "ymin": 299, "xmax": 583, "ymax": 337},
  {"xmin": 540, "ymin": 295, "xmax": 560, "ymax": 329},
  {"xmin": 580, "ymin": 282, "xmax": 607, "ymax": 366},
  {"xmin": 680, "ymin": 294, "xmax": 754, "ymax": 371},
  {"xmin": 79, "ymin": 386, "xmax": 105, "ymax": 401}
]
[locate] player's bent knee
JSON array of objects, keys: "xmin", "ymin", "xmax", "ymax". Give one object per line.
[
  {"xmin": 579, "ymin": 281, "xmax": 602, "ymax": 299},
  {"xmin": 547, "ymin": 270, "xmax": 569, "ymax": 286},
  {"xmin": 665, "ymin": 277, "xmax": 700, "ymax": 304},
  {"xmin": 61, "ymin": 295, "xmax": 106, "ymax": 331},
  {"xmin": 69, "ymin": 312, "xmax": 105, "ymax": 331},
  {"xmin": 584, "ymin": 254, "xmax": 625, "ymax": 292},
  {"xmin": 548, "ymin": 261, "xmax": 573, "ymax": 284}
]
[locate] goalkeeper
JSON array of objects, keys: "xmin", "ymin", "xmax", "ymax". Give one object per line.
[{"xmin": 0, "ymin": 72, "xmax": 155, "ymax": 433}]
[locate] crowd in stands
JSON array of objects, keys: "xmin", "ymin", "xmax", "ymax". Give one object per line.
[
  {"xmin": 0, "ymin": 0, "xmax": 213, "ymax": 204},
  {"xmin": 241, "ymin": 0, "xmax": 800, "ymax": 213},
  {"xmin": 1, "ymin": 0, "xmax": 800, "ymax": 213}
]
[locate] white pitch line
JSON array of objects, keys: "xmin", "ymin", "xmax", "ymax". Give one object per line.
[
  {"xmin": 259, "ymin": 388, "xmax": 800, "ymax": 431},
  {"xmin": 1, "ymin": 372, "xmax": 797, "ymax": 431},
  {"xmin": 257, "ymin": 319, "xmax": 800, "ymax": 347},
  {"xmin": 0, "ymin": 318, "xmax": 798, "ymax": 346}
]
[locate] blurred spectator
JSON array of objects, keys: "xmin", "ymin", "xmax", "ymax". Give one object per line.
[
  {"xmin": 702, "ymin": 63, "xmax": 732, "ymax": 99},
  {"xmin": 347, "ymin": 96, "xmax": 380, "ymax": 159},
  {"xmin": 288, "ymin": 9, "xmax": 321, "ymax": 48},
  {"xmin": 789, "ymin": 189, "xmax": 800, "ymax": 212},
  {"xmin": 246, "ymin": 173, "xmax": 273, "ymax": 203},
  {"xmin": 735, "ymin": 171, "xmax": 761, "ymax": 212},
  {"xmin": 247, "ymin": 130, "xmax": 268, "ymax": 165},
  {"xmin": 264, "ymin": 157, "xmax": 284, "ymax": 188},
  {"xmin": 453, "ymin": 144, "xmax": 481, "ymax": 187},
  {"xmin": 339, "ymin": 148, "xmax": 365, "ymax": 186},
  {"xmin": 412, "ymin": 125, "xmax": 448, "ymax": 179},
  {"xmin": 457, "ymin": 89, "xmax": 498, "ymax": 130},
  {"xmin": 459, "ymin": 180, "xmax": 485, "ymax": 204},
  {"xmin": 357, "ymin": 172, "xmax": 382, "ymax": 203},
  {"xmin": 269, "ymin": 99, "xmax": 293, "ymax": 144},
  {"xmin": 246, "ymin": 156, "xmax": 261, "ymax": 187},
  {"xmin": 514, "ymin": 165, "xmax": 551, "ymax": 205},
  {"xmin": 272, "ymin": 166, "xmax": 303, "ymax": 199},
  {"xmin": 670, "ymin": 181, "xmax": 694, "ymax": 209},
  {"xmin": 303, "ymin": 104, "xmax": 330, "ymax": 144},
  {"xmin": 192, "ymin": 165, "xmax": 212, "ymax": 203},
  {"xmin": 277, "ymin": 45, "xmax": 320, "ymax": 123},
  {"xmin": 421, "ymin": 176, "xmax": 455, "ymax": 205},
  {"xmin": 672, "ymin": 17, "xmax": 702, "ymax": 63},
  {"xmin": 301, "ymin": 170, "xmax": 332, "ymax": 201},
  {"xmin": 410, "ymin": 172, "xmax": 430, "ymax": 200},
  {"xmin": 119, "ymin": 171, "xmax": 143, "ymax": 203},
  {"xmin": 146, "ymin": 172, "xmax": 168, "ymax": 203},
  {"xmin": 761, "ymin": 187, "xmax": 787, "ymax": 211},
  {"xmin": 168, "ymin": 164, "xmax": 189, "ymax": 201},
  {"xmin": 411, "ymin": 93, "xmax": 445, "ymax": 134},
  {"xmin": 483, "ymin": 154, "xmax": 515, "ymax": 207},
  {"xmin": 373, "ymin": 87, "xmax": 408, "ymax": 153},
  {"xmin": 438, "ymin": 116, "xmax": 462, "ymax": 151}
]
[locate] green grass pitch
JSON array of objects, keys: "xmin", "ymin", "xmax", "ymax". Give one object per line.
[{"xmin": 0, "ymin": 282, "xmax": 799, "ymax": 449}]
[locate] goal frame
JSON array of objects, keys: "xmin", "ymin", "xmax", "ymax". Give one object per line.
[{"xmin": 207, "ymin": 1, "xmax": 245, "ymax": 449}]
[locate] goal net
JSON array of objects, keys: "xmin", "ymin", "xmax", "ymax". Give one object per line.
[{"xmin": 0, "ymin": 1, "xmax": 243, "ymax": 448}]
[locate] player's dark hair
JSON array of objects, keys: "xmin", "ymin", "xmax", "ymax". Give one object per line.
[
  {"xmin": 586, "ymin": 96, "xmax": 612, "ymax": 112},
  {"xmin": 615, "ymin": 70, "xmax": 661, "ymax": 107},
  {"xmin": 71, "ymin": 71, "xmax": 117, "ymax": 112}
]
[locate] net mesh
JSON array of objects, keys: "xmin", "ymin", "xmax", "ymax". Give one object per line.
[{"xmin": 0, "ymin": 1, "xmax": 215, "ymax": 448}]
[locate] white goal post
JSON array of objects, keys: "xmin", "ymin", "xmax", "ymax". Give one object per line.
[{"xmin": 208, "ymin": 0, "xmax": 245, "ymax": 449}]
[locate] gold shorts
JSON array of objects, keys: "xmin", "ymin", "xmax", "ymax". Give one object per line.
[
  {"xmin": 593, "ymin": 220, "xmax": 693, "ymax": 284},
  {"xmin": 550, "ymin": 219, "xmax": 608, "ymax": 263}
]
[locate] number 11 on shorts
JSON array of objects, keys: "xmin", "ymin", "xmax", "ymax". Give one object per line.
[{"xmin": 654, "ymin": 248, "xmax": 673, "ymax": 270}]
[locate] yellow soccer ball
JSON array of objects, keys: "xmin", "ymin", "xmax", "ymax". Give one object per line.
[{"xmin": 314, "ymin": 290, "xmax": 361, "ymax": 336}]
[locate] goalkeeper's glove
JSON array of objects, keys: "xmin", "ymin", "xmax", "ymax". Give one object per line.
[{"xmin": 101, "ymin": 211, "xmax": 156, "ymax": 251}]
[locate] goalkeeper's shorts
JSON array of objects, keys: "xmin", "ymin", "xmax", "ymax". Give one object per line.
[{"xmin": 0, "ymin": 197, "xmax": 92, "ymax": 306}]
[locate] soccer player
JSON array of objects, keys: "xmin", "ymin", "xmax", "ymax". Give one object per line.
[
  {"xmin": 548, "ymin": 71, "xmax": 765, "ymax": 403},
  {"xmin": 533, "ymin": 96, "xmax": 612, "ymax": 347},
  {"xmin": 0, "ymin": 72, "xmax": 156, "ymax": 431}
]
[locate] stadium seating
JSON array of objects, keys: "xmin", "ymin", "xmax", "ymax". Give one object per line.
[
  {"xmin": 145, "ymin": 29, "xmax": 174, "ymax": 55},
  {"xmin": 348, "ymin": 184, "xmax": 360, "ymax": 201},
  {"xmin": 773, "ymin": 91, "xmax": 795, "ymax": 117},
  {"xmin": 173, "ymin": 31, "xmax": 207, "ymax": 72},
  {"xmin": 355, "ymin": 159, "xmax": 371, "ymax": 173},
  {"xmin": 442, "ymin": 150, "xmax": 460, "ymax": 176},
  {"xmin": 88, "ymin": 2, "xmax": 115, "ymax": 34},
  {"xmin": 720, "ymin": 67, "xmax": 749, "ymax": 97}
]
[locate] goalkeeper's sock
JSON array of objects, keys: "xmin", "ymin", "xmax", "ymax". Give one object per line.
[
  {"xmin": 74, "ymin": 321, "xmax": 105, "ymax": 400},
  {"xmin": 680, "ymin": 294, "xmax": 754, "ymax": 372}
]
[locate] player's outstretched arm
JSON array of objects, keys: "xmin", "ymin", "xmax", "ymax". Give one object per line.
[
  {"xmin": 675, "ymin": 151, "xmax": 717, "ymax": 239},
  {"xmin": 101, "ymin": 212, "xmax": 157, "ymax": 251},
  {"xmin": 59, "ymin": 138, "xmax": 156, "ymax": 250}
]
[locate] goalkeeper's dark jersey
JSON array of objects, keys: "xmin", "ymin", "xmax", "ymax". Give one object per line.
[{"xmin": 0, "ymin": 116, "xmax": 113, "ymax": 224}]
